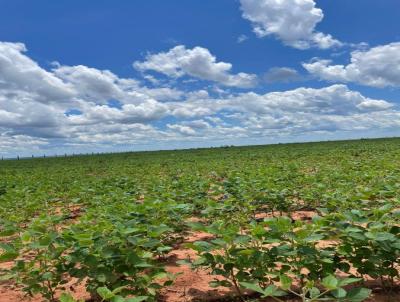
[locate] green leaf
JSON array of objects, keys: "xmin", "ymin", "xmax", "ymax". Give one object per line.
[
  {"xmin": 122, "ymin": 228, "xmax": 140, "ymax": 235},
  {"xmin": 156, "ymin": 246, "xmax": 172, "ymax": 253},
  {"xmin": 97, "ymin": 287, "xmax": 114, "ymax": 300},
  {"xmin": 186, "ymin": 222, "xmax": 205, "ymax": 231},
  {"xmin": 332, "ymin": 288, "xmax": 347, "ymax": 298},
  {"xmin": 233, "ymin": 235, "xmax": 251, "ymax": 244},
  {"xmin": 211, "ymin": 238, "xmax": 227, "ymax": 246},
  {"xmin": 42, "ymin": 272, "xmax": 53, "ymax": 280},
  {"xmin": 304, "ymin": 234, "xmax": 324, "ymax": 242},
  {"xmin": 21, "ymin": 231, "xmax": 31, "ymax": 242},
  {"xmin": 239, "ymin": 282, "xmax": 266, "ymax": 295},
  {"xmin": 338, "ymin": 278, "xmax": 362, "ymax": 287},
  {"xmin": 96, "ymin": 273, "xmax": 107, "ymax": 283},
  {"xmin": 59, "ymin": 293, "xmax": 76, "ymax": 302},
  {"xmin": 237, "ymin": 249, "xmax": 254, "ymax": 256},
  {"xmin": 375, "ymin": 232, "xmax": 396, "ymax": 242},
  {"xmin": 0, "ymin": 252, "xmax": 18, "ymax": 262},
  {"xmin": 0, "ymin": 228, "xmax": 17, "ymax": 237},
  {"xmin": 153, "ymin": 272, "xmax": 168, "ymax": 280},
  {"xmin": 280, "ymin": 275, "xmax": 292, "ymax": 291},
  {"xmin": 345, "ymin": 288, "xmax": 372, "ymax": 302},
  {"xmin": 322, "ymin": 275, "xmax": 338, "ymax": 290},
  {"xmin": 111, "ymin": 286, "xmax": 127, "ymax": 295},
  {"xmin": 240, "ymin": 283, "xmax": 285, "ymax": 297},
  {"xmin": 111, "ymin": 296, "xmax": 125, "ymax": 302},
  {"xmin": 147, "ymin": 287, "xmax": 156, "ymax": 296},
  {"xmin": 309, "ymin": 287, "xmax": 320, "ymax": 299},
  {"xmin": 264, "ymin": 285, "xmax": 286, "ymax": 297},
  {"xmin": 193, "ymin": 241, "xmax": 214, "ymax": 252}
]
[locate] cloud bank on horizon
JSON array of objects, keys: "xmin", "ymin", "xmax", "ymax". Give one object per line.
[{"xmin": 0, "ymin": 0, "xmax": 399, "ymax": 156}]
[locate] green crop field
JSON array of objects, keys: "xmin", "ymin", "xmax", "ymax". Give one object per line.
[{"xmin": 1, "ymin": 138, "xmax": 400, "ymax": 302}]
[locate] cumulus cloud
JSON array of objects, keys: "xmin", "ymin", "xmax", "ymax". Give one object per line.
[
  {"xmin": 264, "ymin": 67, "xmax": 301, "ymax": 83},
  {"xmin": 303, "ymin": 42, "xmax": 400, "ymax": 87},
  {"xmin": 0, "ymin": 132, "xmax": 48, "ymax": 154},
  {"xmin": 237, "ymin": 34, "xmax": 249, "ymax": 43},
  {"xmin": 67, "ymin": 99, "xmax": 168, "ymax": 125},
  {"xmin": 0, "ymin": 41, "xmax": 399, "ymax": 156},
  {"xmin": 239, "ymin": 0, "xmax": 342, "ymax": 49},
  {"xmin": 167, "ymin": 124, "xmax": 197, "ymax": 136},
  {"xmin": 53, "ymin": 65, "xmax": 135, "ymax": 103},
  {"xmin": 53, "ymin": 64, "xmax": 183, "ymax": 103},
  {"xmin": 133, "ymin": 45, "xmax": 257, "ymax": 88},
  {"xmin": 0, "ymin": 42, "xmax": 75, "ymax": 105},
  {"xmin": 165, "ymin": 84, "xmax": 398, "ymax": 139},
  {"xmin": 222, "ymin": 84, "xmax": 394, "ymax": 116},
  {"xmin": 182, "ymin": 119, "xmax": 211, "ymax": 129},
  {"xmin": 0, "ymin": 42, "xmax": 176, "ymax": 145}
]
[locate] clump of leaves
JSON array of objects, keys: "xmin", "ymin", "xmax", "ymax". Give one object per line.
[
  {"xmin": 187, "ymin": 217, "xmax": 372, "ymax": 302},
  {"xmin": 241, "ymin": 275, "xmax": 371, "ymax": 302},
  {"xmin": 62, "ymin": 217, "xmax": 176, "ymax": 301},
  {"xmin": 10, "ymin": 215, "xmax": 70, "ymax": 302}
]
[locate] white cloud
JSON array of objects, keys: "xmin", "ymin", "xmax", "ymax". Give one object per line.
[
  {"xmin": 237, "ymin": 34, "xmax": 249, "ymax": 43},
  {"xmin": 167, "ymin": 124, "xmax": 197, "ymax": 136},
  {"xmin": 239, "ymin": 0, "xmax": 342, "ymax": 49},
  {"xmin": 0, "ymin": 42, "xmax": 75, "ymax": 105},
  {"xmin": 53, "ymin": 64, "xmax": 183, "ymax": 103},
  {"xmin": 264, "ymin": 67, "xmax": 301, "ymax": 83},
  {"xmin": 139, "ymin": 87, "xmax": 183, "ymax": 102},
  {"xmin": 0, "ymin": 41, "xmax": 399, "ymax": 156},
  {"xmin": 226, "ymin": 84, "xmax": 394, "ymax": 117},
  {"xmin": 356, "ymin": 99, "xmax": 393, "ymax": 111},
  {"xmin": 165, "ymin": 84, "xmax": 397, "ymax": 137},
  {"xmin": 67, "ymin": 99, "xmax": 168, "ymax": 125},
  {"xmin": 133, "ymin": 45, "xmax": 257, "ymax": 88},
  {"xmin": 53, "ymin": 65, "xmax": 134, "ymax": 103},
  {"xmin": 0, "ymin": 42, "xmax": 173, "ymax": 143},
  {"xmin": 303, "ymin": 42, "xmax": 400, "ymax": 87},
  {"xmin": 182, "ymin": 119, "xmax": 211, "ymax": 129},
  {"xmin": 0, "ymin": 133, "xmax": 48, "ymax": 155}
]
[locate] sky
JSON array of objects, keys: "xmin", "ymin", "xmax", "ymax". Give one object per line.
[{"xmin": 0, "ymin": 0, "xmax": 399, "ymax": 157}]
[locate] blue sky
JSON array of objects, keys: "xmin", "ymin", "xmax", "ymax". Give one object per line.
[{"xmin": 0, "ymin": 0, "xmax": 399, "ymax": 157}]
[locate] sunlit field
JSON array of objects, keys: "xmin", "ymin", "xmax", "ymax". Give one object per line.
[{"xmin": 1, "ymin": 138, "xmax": 400, "ymax": 301}]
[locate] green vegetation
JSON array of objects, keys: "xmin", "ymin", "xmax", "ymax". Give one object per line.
[{"xmin": 1, "ymin": 138, "xmax": 400, "ymax": 301}]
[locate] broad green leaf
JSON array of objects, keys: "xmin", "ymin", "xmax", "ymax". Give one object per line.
[
  {"xmin": 111, "ymin": 286, "xmax": 127, "ymax": 295},
  {"xmin": 280, "ymin": 275, "xmax": 292, "ymax": 290},
  {"xmin": 332, "ymin": 288, "xmax": 347, "ymax": 298},
  {"xmin": 59, "ymin": 293, "xmax": 76, "ymax": 302},
  {"xmin": 338, "ymin": 278, "xmax": 362, "ymax": 287},
  {"xmin": 97, "ymin": 287, "xmax": 114, "ymax": 300},
  {"xmin": 309, "ymin": 287, "xmax": 320, "ymax": 299},
  {"xmin": 322, "ymin": 275, "xmax": 338, "ymax": 290},
  {"xmin": 345, "ymin": 288, "xmax": 372, "ymax": 302},
  {"xmin": 42, "ymin": 272, "xmax": 53, "ymax": 280},
  {"xmin": 239, "ymin": 282, "xmax": 266, "ymax": 295},
  {"xmin": 0, "ymin": 251, "xmax": 18, "ymax": 262},
  {"xmin": 111, "ymin": 296, "xmax": 125, "ymax": 302},
  {"xmin": 21, "ymin": 231, "xmax": 31, "ymax": 242},
  {"xmin": 264, "ymin": 285, "xmax": 286, "ymax": 297}
]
